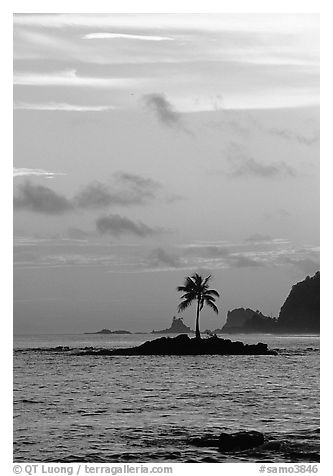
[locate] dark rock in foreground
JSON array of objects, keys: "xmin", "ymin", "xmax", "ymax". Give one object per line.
[
  {"xmin": 107, "ymin": 334, "xmax": 277, "ymax": 356},
  {"xmin": 219, "ymin": 431, "xmax": 265, "ymax": 451},
  {"xmin": 190, "ymin": 430, "xmax": 265, "ymax": 452}
]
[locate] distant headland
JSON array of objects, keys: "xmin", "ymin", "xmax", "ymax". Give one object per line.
[{"xmin": 208, "ymin": 271, "xmax": 320, "ymax": 335}]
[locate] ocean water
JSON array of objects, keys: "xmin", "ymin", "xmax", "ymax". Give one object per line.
[{"xmin": 13, "ymin": 333, "xmax": 319, "ymax": 463}]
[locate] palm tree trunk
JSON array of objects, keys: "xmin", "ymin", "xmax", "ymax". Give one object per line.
[{"xmin": 195, "ymin": 298, "xmax": 201, "ymax": 340}]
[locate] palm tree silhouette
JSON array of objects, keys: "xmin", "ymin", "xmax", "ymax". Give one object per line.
[{"xmin": 177, "ymin": 273, "xmax": 220, "ymax": 340}]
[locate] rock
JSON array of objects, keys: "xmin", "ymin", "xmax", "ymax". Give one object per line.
[
  {"xmin": 278, "ymin": 271, "xmax": 320, "ymax": 333},
  {"xmin": 189, "ymin": 436, "xmax": 220, "ymax": 447},
  {"xmin": 221, "ymin": 308, "xmax": 277, "ymax": 334},
  {"xmin": 222, "ymin": 308, "xmax": 257, "ymax": 332},
  {"xmin": 152, "ymin": 316, "xmax": 193, "ymax": 334},
  {"xmin": 110, "ymin": 335, "xmax": 277, "ymax": 356},
  {"xmin": 84, "ymin": 329, "xmax": 132, "ymax": 335},
  {"xmin": 218, "ymin": 431, "xmax": 265, "ymax": 452},
  {"xmin": 85, "ymin": 328, "xmax": 112, "ymax": 334}
]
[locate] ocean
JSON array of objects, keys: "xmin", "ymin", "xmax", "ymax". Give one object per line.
[{"xmin": 13, "ymin": 333, "xmax": 319, "ymax": 463}]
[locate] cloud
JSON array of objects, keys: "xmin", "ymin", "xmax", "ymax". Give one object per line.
[
  {"xmin": 14, "ymin": 102, "xmax": 115, "ymax": 112},
  {"xmin": 14, "ymin": 69, "xmax": 143, "ymax": 88},
  {"xmin": 179, "ymin": 243, "xmax": 266, "ymax": 269},
  {"xmin": 13, "ymin": 15, "xmax": 319, "ymax": 110},
  {"xmin": 143, "ymin": 93, "xmax": 182, "ymax": 127},
  {"xmin": 245, "ymin": 233, "xmax": 273, "ymax": 243},
  {"xmin": 13, "ymin": 14, "xmax": 319, "ymax": 34},
  {"xmin": 96, "ymin": 214, "xmax": 159, "ymax": 237},
  {"xmin": 228, "ymin": 255, "xmax": 265, "ymax": 268},
  {"xmin": 65, "ymin": 228, "xmax": 91, "ymax": 240},
  {"xmin": 83, "ymin": 33, "xmax": 174, "ymax": 41},
  {"xmin": 14, "ymin": 181, "xmax": 73, "ymax": 214},
  {"xmin": 74, "ymin": 182, "xmax": 123, "ymax": 209},
  {"xmin": 74, "ymin": 173, "xmax": 161, "ymax": 208},
  {"xmin": 277, "ymin": 252, "xmax": 319, "ymax": 274},
  {"xmin": 146, "ymin": 248, "xmax": 181, "ymax": 268},
  {"xmin": 13, "ymin": 167, "xmax": 66, "ymax": 179},
  {"xmin": 13, "ymin": 252, "xmax": 118, "ymax": 269},
  {"xmin": 116, "ymin": 172, "xmax": 160, "ymax": 200},
  {"xmin": 14, "ymin": 173, "xmax": 165, "ymax": 214},
  {"xmin": 265, "ymin": 127, "xmax": 319, "ymax": 146},
  {"xmin": 227, "ymin": 157, "xmax": 296, "ymax": 178},
  {"xmin": 184, "ymin": 245, "xmax": 230, "ymax": 258}
]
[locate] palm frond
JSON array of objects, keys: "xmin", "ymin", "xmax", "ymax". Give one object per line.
[
  {"xmin": 204, "ymin": 295, "xmax": 216, "ymax": 303},
  {"xmin": 202, "ymin": 275, "xmax": 212, "ymax": 286},
  {"xmin": 205, "ymin": 299, "xmax": 219, "ymax": 314},
  {"xmin": 204, "ymin": 289, "xmax": 220, "ymax": 298},
  {"xmin": 177, "ymin": 285, "xmax": 187, "ymax": 292},
  {"xmin": 181, "ymin": 292, "xmax": 197, "ymax": 300},
  {"xmin": 187, "ymin": 276, "xmax": 197, "ymax": 287},
  {"xmin": 178, "ymin": 298, "xmax": 194, "ymax": 313}
]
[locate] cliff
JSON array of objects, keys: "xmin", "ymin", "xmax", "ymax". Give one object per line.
[
  {"xmin": 243, "ymin": 313, "xmax": 277, "ymax": 333},
  {"xmin": 223, "ymin": 308, "xmax": 255, "ymax": 331},
  {"xmin": 278, "ymin": 271, "xmax": 320, "ymax": 332},
  {"xmin": 220, "ymin": 272, "xmax": 320, "ymax": 334},
  {"xmin": 152, "ymin": 316, "xmax": 193, "ymax": 334}
]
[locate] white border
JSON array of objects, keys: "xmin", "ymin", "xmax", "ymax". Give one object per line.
[{"xmin": 4, "ymin": 2, "xmax": 328, "ymax": 474}]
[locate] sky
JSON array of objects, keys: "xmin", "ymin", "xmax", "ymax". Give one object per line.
[{"xmin": 13, "ymin": 13, "xmax": 320, "ymax": 334}]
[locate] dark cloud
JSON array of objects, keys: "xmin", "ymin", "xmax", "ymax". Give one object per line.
[
  {"xmin": 74, "ymin": 182, "xmax": 117, "ymax": 208},
  {"xmin": 96, "ymin": 214, "xmax": 159, "ymax": 238},
  {"xmin": 227, "ymin": 157, "xmax": 296, "ymax": 178},
  {"xmin": 264, "ymin": 127, "xmax": 319, "ymax": 146},
  {"xmin": 14, "ymin": 181, "xmax": 73, "ymax": 214},
  {"xmin": 143, "ymin": 93, "xmax": 181, "ymax": 127},
  {"xmin": 245, "ymin": 233, "xmax": 272, "ymax": 243},
  {"xmin": 74, "ymin": 173, "xmax": 160, "ymax": 209},
  {"xmin": 115, "ymin": 172, "xmax": 160, "ymax": 201},
  {"xmin": 14, "ymin": 173, "xmax": 165, "ymax": 214},
  {"xmin": 147, "ymin": 248, "xmax": 181, "ymax": 268}
]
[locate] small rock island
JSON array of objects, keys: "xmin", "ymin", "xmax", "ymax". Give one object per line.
[
  {"xmin": 79, "ymin": 334, "xmax": 277, "ymax": 356},
  {"xmin": 151, "ymin": 316, "xmax": 193, "ymax": 334},
  {"xmin": 84, "ymin": 328, "xmax": 132, "ymax": 335}
]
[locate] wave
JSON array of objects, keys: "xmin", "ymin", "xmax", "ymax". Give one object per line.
[
  {"xmin": 14, "ymin": 428, "xmax": 319, "ymax": 463},
  {"xmin": 14, "ymin": 345, "xmax": 319, "ymax": 357}
]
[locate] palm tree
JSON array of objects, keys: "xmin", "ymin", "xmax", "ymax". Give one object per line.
[{"xmin": 177, "ymin": 273, "xmax": 220, "ymax": 340}]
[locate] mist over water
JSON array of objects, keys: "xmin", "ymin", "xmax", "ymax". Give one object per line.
[{"xmin": 14, "ymin": 334, "xmax": 319, "ymax": 463}]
